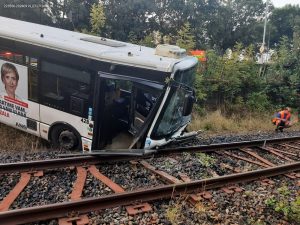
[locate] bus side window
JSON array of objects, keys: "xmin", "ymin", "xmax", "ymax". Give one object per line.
[
  {"xmin": 40, "ymin": 61, "xmax": 92, "ymax": 117},
  {"xmin": 132, "ymin": 88, "xmax": 158, "ymax": 130},
  {"xmin": 0, "ymin": 50, "xmax": 25, "ymax": 64},
  {"xmin": 0, "ymin": 50, "xmax": 12, "ymax": 60},
  {"xmin": 27, "ymin": 57, "xmax": 39, "ymax": 102}
]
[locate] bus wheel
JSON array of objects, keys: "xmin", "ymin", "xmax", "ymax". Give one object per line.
[
  {"xmin": 58, "ymin": 130, "xmax": 78, "ymax": 150},
  {"xmin": 51, "ymin": 126, "xmax": 80, "ymax": 150}
]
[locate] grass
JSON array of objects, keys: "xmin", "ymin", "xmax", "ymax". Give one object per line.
[
  {"xmin": 265, "ymin": 185, "xmax": 300, "ymax": 223},
  {"xmin": 165, "ymin": 201, "xmax": 183, "ymax": 224},
  {"xmin": 1, "ymin": 109, "xmax": 299, "ymax": 152},
  {"xmin": 165, "ymin": 195, "xmax": 210, "ymax": 225},
  {"xmin": 189, "ymin": 110, "xmax": 300, "ymax": 136},
  {"xmin": 195, "ymin": 152, "xmax": 216, "ymax": 167},
  {"xmin": 0, "ymin": 123, "xmax": 46, "ymax": 152}
]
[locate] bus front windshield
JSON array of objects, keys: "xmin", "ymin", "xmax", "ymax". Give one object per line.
[{"xmin": 152, "ymin": 66, "xmax": 196, "ymax": 138}]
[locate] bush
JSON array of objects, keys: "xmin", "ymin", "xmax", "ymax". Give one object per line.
[{"xmin": 246, "ymin": 92, "xmax": 271, "ymax": 112}]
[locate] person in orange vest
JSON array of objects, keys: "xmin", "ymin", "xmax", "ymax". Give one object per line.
[{"xmin": 272, "ymin": 107, "xmax": 292, "ymax": 132}]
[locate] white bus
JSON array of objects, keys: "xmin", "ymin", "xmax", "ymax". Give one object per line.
[{"xmin": 0, "ymin": 16, "xmax": 197, "ymax": 152}]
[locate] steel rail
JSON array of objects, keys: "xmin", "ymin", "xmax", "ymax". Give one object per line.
[
  {"xmin": 1, "ymin": 136, "xmax": 300, "ymax": 174},
  {"xmin": 0, "ymin": 161, "xmax": 299, "ymax": 225},
  {"xmin": 0, "ymin": 156, "xmax": 98, "ymax": 174},
  {"xmin": 157, "ymin": 136, "xmax": 300, "ymax": 155},
  {"xmin": 0, "ymin": 154, "xmax": 154, "ymax": 174}
]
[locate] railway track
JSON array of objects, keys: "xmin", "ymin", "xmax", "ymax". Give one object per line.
[{"xmin": 0, "ymin": 136, "xmax": 300, "ymax": 225}]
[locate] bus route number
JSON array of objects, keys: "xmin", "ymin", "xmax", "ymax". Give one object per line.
[{"xmin": 81, "ymin": 118, "xmax": 89, "ymax": 124}]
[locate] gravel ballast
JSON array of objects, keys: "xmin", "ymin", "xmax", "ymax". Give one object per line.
[{"xmin": 0, "ymin": 130, "xmax": 300, "ymax": 225}]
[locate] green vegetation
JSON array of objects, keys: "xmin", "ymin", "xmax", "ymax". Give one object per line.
[
  {"xmin": 189, "ymin": 110, "xmax": 300, "ymax": 135},
  {"xmin": 195, "ymin": 38, "xmax": 300, "ymax": 114},
  {"xmin": 190, "ymin": 30, "xmax": 300, "ymax": 130},
  {"xmin": 164, "ymin": 160, "xmax": 174, "ymax": 170},
  {"xmin": 195, "ymin": 152, "xmax": 215, "ymax": 167},
  {"xmin": 246, "ymin": 219, "xmax": 267, "ymax": 225},
  {"xmin": 90, "ymin": 3, "xmax": 105, "ymax": 35},
  {"xmin": 165, "ymin": 198, "xmax": 187, "ymax": 225},
  {"xmin": 165, "ymin": 197, "xmax": 209, "ymax": 225},
  {"xmin": 265, "ymin": 185, "xmax": 300, "ymax": 223},
  {"xmin": 176, "ymin": 22, "xmax": 196, "ymax": 51},
  {"xmin": 1, "ymin": 1, "xmax": 299, "ymax": 50},
  {"xmin": 1, "ymin": 1, "xmax": 300, "ymax": 131}
]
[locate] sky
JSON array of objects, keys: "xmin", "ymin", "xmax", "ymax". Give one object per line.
[{"xmin": 271, "ymin": 0, "xmax": 300, "ymax": 7}]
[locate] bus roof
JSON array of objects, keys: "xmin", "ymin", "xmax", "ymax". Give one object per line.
[{"xmin": 0, "ymin": 16, "xmax": 193, "ymax": 72}]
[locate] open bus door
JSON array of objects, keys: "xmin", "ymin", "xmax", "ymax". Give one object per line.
[{"xmin": 93, "ymin": 73, "xmax": 162, "ymax": 150}]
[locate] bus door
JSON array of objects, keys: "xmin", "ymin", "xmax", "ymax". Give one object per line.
[{"xmin": 93, "ymin": 73, "xmax": 162, "ymax": 150}]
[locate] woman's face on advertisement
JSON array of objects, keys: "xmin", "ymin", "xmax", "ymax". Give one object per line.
[{"xmin": 3, "ymin": 71, "xmax": 18, "ymax": 94}]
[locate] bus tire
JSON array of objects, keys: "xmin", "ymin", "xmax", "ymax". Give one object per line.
[{"xmin": 50, "ymin": 125, "xmax": 80, "ymax": 150}]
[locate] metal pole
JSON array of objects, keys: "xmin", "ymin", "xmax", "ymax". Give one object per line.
[{"xmin": 261, "ymin": 0, "xmax": 269, "ymax": 54}]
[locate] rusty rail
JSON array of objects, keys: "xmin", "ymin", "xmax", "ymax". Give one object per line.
[
  {"xmin": 0, "ymin": 161, "xmax": 299, "ymax": 225},
  {"xmin": 157, "ymin": 136, "xmax": 300, "ymax": 155},
  {"xmin": 1, "ymin": 136, "xmax": 300, "ymax": 175}
]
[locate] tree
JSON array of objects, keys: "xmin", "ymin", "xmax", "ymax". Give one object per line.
[
  {"xmin": 42, "ymin": 0, "xmax": 99, "ymax": 30},
  {"xmin": 128, "ymin": 31, "xmax": 139, "ymax": 44},
  {"xmin": 43, "ymin": 0, "xmax": 71, "ymax": 28},
  {"xmin": 139, "ymin": 33, "xmax": 156, "ymax": 47},
  {"xmin": 206, "ymin": 0, "xmax": 265, "ymax": 50},
  {"xmin": 187, "ymin": 0, "xmax": 220, "ymax": 49},
  {"xmin": 269, "ymin": 5, "xmax": 300, "ymax": 46},
  {"xmin": 176, "ymin": 22, "xmax": 196, "ymax": 51},
  {"xmin": 149, "ymin": 0, "xmax": 188, "ymax": 37},
  {"xmin": 90, "ymin": 3, "xmax": 106, "ymax": 35},
  {"xmin": 66, "ymin": 0, "xmax": 99, "ymax": 31},
  {"xmin": 0, "ymin": 0, "xmax": 52, "ymax": 25},
  {"xmin": 293, "ymin": 17, "xmax": 300, "ymax": 90},
  {"xmin": 197, "ymin": 43, "xmax": 265, "ymax": 113},
  {"xmin": 265, "ymin": 36, "xmax": 296, "ymax": 107},
  {"xmin": 293, "ymin": 16, "xmax": 300, "ymax": 53},
  {"xmin": 100, "ymin": 0, "xmax": 155, "ymax": 41}
]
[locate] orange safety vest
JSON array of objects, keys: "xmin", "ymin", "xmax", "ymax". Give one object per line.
[{"xmin": 272, "ymin": 110, "xmax": 291, "ymax": 125}]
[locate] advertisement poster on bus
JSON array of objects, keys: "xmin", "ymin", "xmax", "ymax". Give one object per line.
[{"xmin": 0, "ymin": 59, "xmax": 28, "ymax": 128}]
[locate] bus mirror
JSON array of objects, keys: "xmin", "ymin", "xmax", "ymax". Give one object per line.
[{"xmin": 183, "ymin": 94, "xmax": 195, "ymax": 116}]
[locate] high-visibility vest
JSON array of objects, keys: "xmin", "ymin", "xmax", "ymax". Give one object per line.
[
  {"xmin": 272, "ymin": 110, "xmax": 291, "ymax": 125},
  {"xmin": 277, "ymin": 110, "xmax": 291, "ymax": 121}
]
